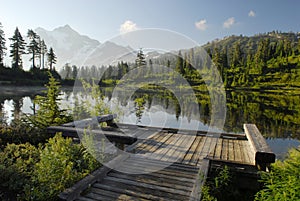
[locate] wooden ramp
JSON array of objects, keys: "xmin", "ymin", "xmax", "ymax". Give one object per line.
[
  {"xmin": 74, "ymin": 155, "xmax": 204, "ymax": 201},
  {"xmin": 55, "ymin": 118, "xmax": 275, "ymax": 201}
]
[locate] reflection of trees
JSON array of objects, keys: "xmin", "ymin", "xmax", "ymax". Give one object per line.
[
  {"xmin": 225, "ymin": 91, "xmax": 300, "ymax": 139},
  {"xmin": 12, "ymin": 96, "xmax": 23, "ymax": 120},
  {"xmin": 133, "ymin": 95, "xmax": 146, "ymax": 123},
  {"xmin": 98, "ymin": 87, "xmax": 300, "ymax": 139},
  {"xmin": 0, "ymin": 103, "xmax": 5, "ymax": 124}
]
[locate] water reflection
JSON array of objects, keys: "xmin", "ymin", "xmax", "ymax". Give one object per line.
[{"xmin": 1, "ymin": 87, "xmax": 299, "ymax": 140}]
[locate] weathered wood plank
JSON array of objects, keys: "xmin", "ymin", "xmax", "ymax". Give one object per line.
[
  {"xmin": 228, "ymin": 139, "xmax": 234, "ymax": 161},
  {"xmin": 189, "ymin": 159, "xmax": 210, "ymax": 201},
  {"xmin": 108, "ymin": 172, "xmax": 193, "ymax": 192},
  {"xmin": 62, "ymin": 114, "xmax": 117, "ymax": 128},
  {"xmin": 190, "ymin": 136, "xmax": 206, "ymax": 166},
  {"xmin": 244, "ymin": 124, "xmax": 275, "ymax": 169},
  {"xmin": 181, "ymin": 136, "xmax": 202, "ymax": 164},
  {"xmin": 102, "ymin": 176, "xmax": 191, "ymax": 200},
  {"xmin": 47, "ymin": 126, "xmax": 137, "ymax": 144},
  {"xmin": 93, "ymin": 182, "xmax": 172, "ymax": 201}
]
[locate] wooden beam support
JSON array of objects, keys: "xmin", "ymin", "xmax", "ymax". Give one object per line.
[{"xmin": 244, "ymin": 124, "xmax": 276, "ymax": 170}]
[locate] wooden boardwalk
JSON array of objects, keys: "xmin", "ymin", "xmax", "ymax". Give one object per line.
[{"xmin": 54, "ymin": 116, "xmax": 275, "ymax": 201}]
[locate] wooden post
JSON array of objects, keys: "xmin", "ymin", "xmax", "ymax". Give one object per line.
[{"xmin": 244, "ymin": 124, "xmax": 275, "ymax": 171}]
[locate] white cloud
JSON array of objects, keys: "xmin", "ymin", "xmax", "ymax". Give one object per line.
[
  {"xmin": 119, "ymin": 20, "xmax": 138, "ymax": 34},
  {"xmin": 195, "ymin": 19, "xmax": 207, "ymax": 31},
  {"xmin": 248, "ymin": 10, "xmax": 256, "ymax": 17},
  {"xmin": 223, "ymin": 17, "xmax": 235, "ymax": 28}
]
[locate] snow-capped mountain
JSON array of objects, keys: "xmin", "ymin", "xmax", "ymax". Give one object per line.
[
  {"xmin": 35, "ymin": 25, "xmax": 100, "ymax": 69},
  {"xmin": 35, "ymin": 25, "xmax": 164, "ymax": 70}
]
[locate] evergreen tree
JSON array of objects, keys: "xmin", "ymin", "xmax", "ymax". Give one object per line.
[
  {"xmin": 40, "ymin": 39, "xmax": 47, "ymax": 69},
  {"xmin": 135, "ymin": 48, "xmax": 146, "ymax": 67},
  {"xmin": 0, "ymin": 22, "xmax": 6, "ymax": 67},
  {"xmin": 29, "ymin": 73, "xmax": 71, "ymax": 128},
  {"xmin": 72, "ymin": 65, "xmax": 78, "ymax": 79},
  {"xmin": 175, "ymin": 50, "xmax": 184, "ymax": 74},
  {"xmin": 231, "ymin": 42, "xmax": 242, "ymax": 67},
  {"xmin": 27, "ymin": 29, "xmax": 40, "ymax": 68},
  {"xmin": 47, "ymin": 47, "xmax": 57, "ymax": 71},
  {"xmin": 9, "ymin": 27, "xmax": 26, "ymax": 69}
]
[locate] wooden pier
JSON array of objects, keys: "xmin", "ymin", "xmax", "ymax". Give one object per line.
[{"xmin": 49, "ymin": 115, "xmax": 276, "ymax": 201}]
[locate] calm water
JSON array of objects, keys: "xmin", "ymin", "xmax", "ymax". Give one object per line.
[{"xmin": 0, "ymin": 86, "xmax": 299, "ymax": 159}]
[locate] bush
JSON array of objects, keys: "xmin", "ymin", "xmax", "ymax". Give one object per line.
[
  {"xmin": 0, "ymin": 143, "xmax": 39, "ymax": 193},
  {"xmin": 0, "ymin": 119, "xmax": 48, "ymax": 149},
  {"xmin": 255, "ymin": 147, "xmax": 300, "ymax": 201},
  {"xmin": 25, "ymin": 133, "xmax": 100, "ymax": 201}
]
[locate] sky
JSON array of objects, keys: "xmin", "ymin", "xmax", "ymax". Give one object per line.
[{"xmin": 0, "ymin": 0, "xmax": 300, "ymax": 46}]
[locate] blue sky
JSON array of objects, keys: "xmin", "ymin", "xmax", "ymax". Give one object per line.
[{"xmin": 0, "ymin": 0, "xmax": 299, "ymax": 46}]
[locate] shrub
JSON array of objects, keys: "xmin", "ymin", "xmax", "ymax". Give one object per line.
[
  {"xmin": 25, "ymin": 133, "xmax": 100, "ymax": 201},
  {"xmin": 0, "ymin": 143, "xmax": 39, "ymax": 193},
  {"xmin": 255, "ymin": 147, "xmax": 300, "ymax": 201}
]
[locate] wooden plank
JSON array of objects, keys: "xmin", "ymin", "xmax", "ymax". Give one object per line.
[
  {"xmin": 145, "ymin": 132, "xmax": 174, "ymax": 154},
  {"xmin": 190, "ymin": 159, "xmax": 210, "ymax": 201},
  {"xmin": 108, "ymin": 170, "xmax": 195, "ymax": 188},
  {"xmin": 84, "ymin": 192, "xmax": 115, "ymax": 201},
  {"xmin": 126, "ymin": 131, "xmax": 162, "ymax": 153},
  {"xmin": 75, "ymin": 196, "xmax": 97, "ymax": 201},
  {"xmin": 174, "ymin": 134, "xmax": 197, "ymax": 163},
  {"xmin": 182, "ymin": 136, "xmax": 202, "ymax": 164},
  {"xmin": 103, "ymin": 176, "xmax": 191, "ymax": 198},
  {"xmin": 117, "ymin": 162, "xmax": 197, "ymax": 179},
  {"xmin": 136, "ymin": 132, "xmax": 168, "ymax": 154},
  {"xmin": 190, "ymin": 136, "xmax": 206, "ymax": 166},
  {"xmin": 94, "ymin": 179, "xmax": 188, "ymax": 201},
  {"xmin": 234, "ymin": 139, "xmax": 242, "ymax": 163},
  {"xmin": 228, "ymin": 139, "xmax": 234, "ymax": 161},
  {"xmin": 110, "ymin": 169, "xmax": 195, "ymax": 184},
  {"xmin": 154, "ymin": 134, "xmax": 189, "ymax": 162},
  {"xmin": 146, "ymin": 134, "xmax": 179, "ymax": 160},
  {"xmin": 47, "ymin": 126, "xmax": 137, "ymax": 144},
  {"xmin": 221, "ymin": 138, "xmax": 228, "ymax": 161},
  {"xmin": 123, "ymin": 156, "xmax": 199, "ymax": 173},
  {"xmin": 62, "ymin": 114, "xmax": 117, "ymax": 128},
  {"xmin": 209, "ymin": 137, "xmax": 222, "ymax": 160},
  {"xmin": 244, "ymin": 124, "xmax": 276, "ymax": 166},
  {"xmin": 238, "ymin": 139, "xmax": 246, "ymax": 164},
  {"xmin": 59, "ymin": 154, "xmax": 129, "ymax": 201},
  {"xmin": 88, "ymin": 188, "xmax": 124, "ymax": 200},
  {"xmin": 93, "ymin": 182, "xmax": 173, "ymax": 201},
  {"xmin": 108, "ymin": 172, "xmax": 193, "ymax": 192}
]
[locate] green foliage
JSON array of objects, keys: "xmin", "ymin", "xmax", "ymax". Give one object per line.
[
  {"xmin": 0, "ymin": 119, "xmax": 48, "ymax": 149},
  {"xmin": 25, "ymin": 133, "xmax": 101, "ymax": 201},
  {"xmin": 255, "ymin": 147, "xmax": 300, "ymax": 201},
  {"xmin": 0, "ymin": 132, "xmax": 101, "ymax": 200},
  {"xmin": 28, "ymin": 73, "xmax": 72, "ymax": 128},
  {"xmin": 74, "ymin": 80, "xmax": 111, "ymax": 121},
  {"xmin": 9, "ymin": 27, "xmax": 26, "ymax": 69},
  {"xmin": 201, "ymin": 165, "xmax": 256, "ymax": 201},
  {"xmin": 0, "ymin": 143, "xmax": 39, "ymax": 192}
]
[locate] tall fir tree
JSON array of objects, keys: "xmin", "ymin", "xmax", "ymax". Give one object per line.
[
  {"xmin": 27, "ymin": 29, "xmax": 40, "ymax": 68},
  {"xmin": 0, "ymin": 22, "xmax": 6, "ymax": 67},
  {"xmin": 9, "ymin": 27, "xmax": 26, "ymax": 69},
  {"xmin": 40, "ymin": 39, "xmax": 47, "ymax": 69},
  {"xmin": 135, "ymin": 48, "xmax": 146, "ymax": 67},
  {"xmin": 175, "ymin": 50, "xmax": 184, "ymax": 74},
  {"xmin": 47, "ymin": 47, "xmax": 57, "ymax": 71}
]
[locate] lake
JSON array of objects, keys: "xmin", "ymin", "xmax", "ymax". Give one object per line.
[{"xmin": 0, "ymin": 86, "xmax": 299, "ymax": 159}]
